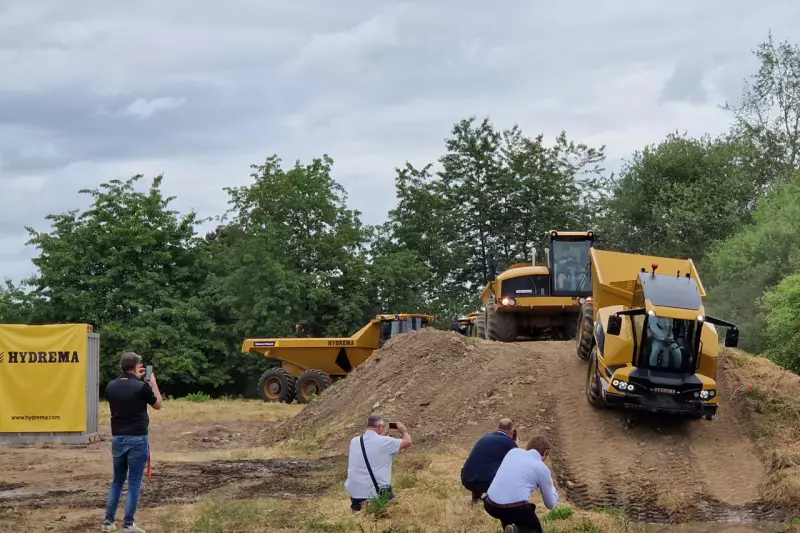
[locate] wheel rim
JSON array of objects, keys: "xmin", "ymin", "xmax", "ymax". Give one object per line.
[
  {"xmin": 301, "ymin": 379, "xmax": 319, "ymax": 398},
  {"xmin": 264, "ymin": 377, "xmax": 282, "ymax": 399}
]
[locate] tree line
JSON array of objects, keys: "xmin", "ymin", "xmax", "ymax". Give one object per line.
[{"xmin": 2, "ymin": 32, "xmax": 800, "ymax": 395}]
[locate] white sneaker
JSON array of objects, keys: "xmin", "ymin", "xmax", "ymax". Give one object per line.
[
  {"xmin": 101, "ymin": 524, "xmax": 116, "ymax": 532},
  {"xmin": 121, "ymin": 524, "xmax": 145, "ymax": 533}
]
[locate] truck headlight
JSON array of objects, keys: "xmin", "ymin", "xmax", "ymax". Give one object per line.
[{"xmin": 700, "ymin": 390, "xmax": 709, "ymax": 399}]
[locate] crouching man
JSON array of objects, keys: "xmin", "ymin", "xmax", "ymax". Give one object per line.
[
  {"xmin": 483, "ymin": 435, "xmax": 558, "ymax": 533},
  {"xmin": 344, "ymin": 414, "xmax": 412, "ymax": 511},
  {"xmin": 460, "ymin": 418, "xmax": 517, "ymax": 503}
]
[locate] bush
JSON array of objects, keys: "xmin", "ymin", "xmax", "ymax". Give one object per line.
[{"xmin": 761, "ymin": 273, "xmax": 800, "ymax": 373}]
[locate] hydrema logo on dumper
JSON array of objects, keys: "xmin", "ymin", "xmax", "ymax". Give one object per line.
[
  {"xmin": 327, "ymin": 340, "xmax": 354, "ymax": 346},
  {"xmin": 0, "ymin": 351, "xmax": 81, "ymax": 364}
]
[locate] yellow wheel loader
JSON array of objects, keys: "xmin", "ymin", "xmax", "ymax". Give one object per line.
[
  {"xmin": 479, "ymin": 230, "xmax": 596, "ymax": 342},
  {"xmin": 242, "ymin": 314, "xmax": 434, "ymax": 404},
  {"xmin": 576, "ymin": 248, "xmax": 739, "ymax": 420}
]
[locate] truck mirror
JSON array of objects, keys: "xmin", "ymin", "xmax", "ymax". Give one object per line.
[
  {"xmin": 607, "ymin": 314, "xmax": 622, "ymax": 336},
  {"xmin": 724, "ymin": 327, "xmax": 739, "ymax": 348}
]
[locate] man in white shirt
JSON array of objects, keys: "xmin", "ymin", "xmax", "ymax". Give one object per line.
[
  {"xmin": 483, "ymin": 435, "xmax": 559, "ymax": 533},
  {"xmin": 344, "ymin": 414, "xmax": 412, "ymax": 511}
]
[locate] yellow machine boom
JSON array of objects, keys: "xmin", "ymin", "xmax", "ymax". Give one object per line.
[
  {"xmin": 242, "ymin": 314, "xmax": 434, "ymax": 403},
  {"xmin": 575, "ymin": 248, "xmax": 739, "ymax": 420}
]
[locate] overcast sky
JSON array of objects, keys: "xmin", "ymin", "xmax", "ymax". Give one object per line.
[{"xmin": 2, "ymin": 1, "xmax": 799, "ymax": 283}]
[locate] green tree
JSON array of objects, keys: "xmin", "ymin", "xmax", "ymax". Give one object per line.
[
  {"xmin": 703, "ymin": 177, "xmax": 800, "ymax": 352},
  {"xmin": 23, "ymin": 175, "xmax": 226, "ymax": 387},
  {"xmin": 217, "ymin": 155, "xmax": 372, "ymax": 340},
  {"xmin": 760, "ymin": 273, "xmax": 800, "ymax": 373},
  {"xmin": 724, "ymin": 31, "xmax": 800, "ymax": 188},
  {"xmin": 597, "ymin": 133, "xmax": 759, "ymax": 259}
]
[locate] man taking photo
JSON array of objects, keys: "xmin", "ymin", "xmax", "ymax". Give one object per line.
[
  {"xmin": 102, "ymin": 352, "xmax": 163, "ymax": 533},
  {"xmin": 344, "ymin": 414, "xmax": 412, "ymax": 511},
  {"xmin": 460, "ymin": 418, "xmax": 517, "ymax": 503},
  {"xmin": 483, "ymin": 435, "xmax": 559, "ymax": 533}
]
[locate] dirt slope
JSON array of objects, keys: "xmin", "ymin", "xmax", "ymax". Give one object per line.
[{"xmin": 269, "ymin": 328, "xmax": 793, "ymax": 523}]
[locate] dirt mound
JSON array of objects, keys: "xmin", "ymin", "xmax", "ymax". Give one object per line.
[
  {"xmin": 264, "ymin": 328, "xmax": 549, "ymax": 450},
  {"xmin": 264, "ymin": 329, "xmax": 796, "ymax": 525}
]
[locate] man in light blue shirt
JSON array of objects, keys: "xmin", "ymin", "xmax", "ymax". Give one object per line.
[{"xmin": 483, "ymin": 435, "xmax": 558, "ymax": 533}]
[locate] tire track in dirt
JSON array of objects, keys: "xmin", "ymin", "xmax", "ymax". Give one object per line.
[
  {"xmin": 532, "ymin": 341, "xmax": 640, "ymax": 508},
  {"xmin": 520, "ymin": 340, "xmax": 778, "ymax": 523}
]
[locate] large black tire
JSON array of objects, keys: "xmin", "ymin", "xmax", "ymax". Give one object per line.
[
  {"xmin": 586, "ymin": 347, "xmax": 605, "ymax": 408},
  {"xmin": 487, "ymin": 306, "xmax": 518, "ymax": 342},
  {"xmin": 295, "ymin": 369, "xmax": 333, "ymax": 403},
  {"xmin": 576, "ymin": 300, "xmax": 594, "ymax": 361},
  {"xmin": 257, "ymin": 368, "xmax": 296, "ymax": 403},
  {"xmin": 476, "ymin": 315, "xmax": 486, "ymax": 339}
]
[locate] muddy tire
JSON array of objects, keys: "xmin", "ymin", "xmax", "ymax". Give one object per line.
[
  {"xmin": 586, "ymin": 347, "xmax": 605, "ymax": 408},
  {"xmin": 576, "ymin": 300, "xmax": 594, "ymax": 361},
  {"xmin": 487, "ymin": 307, "xmax": 518, "ymax": 342},
  {"xmin": 257, "ymin": 367, "xmax": 296, "ymax": 403},
  {"xmin": 295, "ymin": 369, "xmax": 332, "ymax": 403},
  {"xmin": 476, "ymin": 315, "xmax": 486, "ymax": 339}
]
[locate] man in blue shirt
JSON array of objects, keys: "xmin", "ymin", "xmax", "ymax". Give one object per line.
[
  {"xmin": 460, "ymin": 418, "xmax": 517, "ymax": 503},
  {"xmin": 483, "ymin": 435, "xmax": 559, "ymax": 533}
]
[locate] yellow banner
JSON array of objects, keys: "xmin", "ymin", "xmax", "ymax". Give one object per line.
[{"xmin": 0, "ymin": 324, "xmax": 88, "ymax": 433}]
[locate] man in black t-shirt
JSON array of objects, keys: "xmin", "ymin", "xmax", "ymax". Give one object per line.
[{"xmin": 102, "ymin": 352, "xmax": 163, "ymax": 533}]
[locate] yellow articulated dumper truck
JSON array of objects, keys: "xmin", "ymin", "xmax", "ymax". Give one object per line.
[
  {"xmin": 242, "ymin": 314, "xmax": 434, "ymax": 404},
  {"xmin": 575, "ymin": 248, "xmax": 739, "ymax": 420},
  {"xmin": 478, "ymin": 230, "xmax": 596, "ymax": 342},
  {"xmin": 451, "ymin": 312, "xmax": 482, "ymax": 338}
]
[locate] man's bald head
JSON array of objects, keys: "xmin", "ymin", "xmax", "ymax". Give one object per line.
[{"xmin": 498, "ymin": 418, "xmax": 514, "ymax": 434}]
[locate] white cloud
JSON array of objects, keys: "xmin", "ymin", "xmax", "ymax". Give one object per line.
[
  {"xmin": 121, "ymin": 97, "xmax": 187, "ymax": 119},
  {"xmin": 1, "ymin": 0, "xmax": 800, "ymax": 282}
]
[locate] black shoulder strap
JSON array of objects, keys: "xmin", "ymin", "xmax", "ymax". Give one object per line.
[{"xmin": 360, "ymin": 435, "xmax": 381, "ymax": 494}]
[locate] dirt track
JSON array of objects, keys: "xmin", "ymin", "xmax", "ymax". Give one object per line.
[{"xmin": 532, "ymin": 341, "xmax": 780, "ymax": 523}]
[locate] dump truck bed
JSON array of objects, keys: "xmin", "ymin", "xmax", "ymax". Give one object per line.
[{"xmin": 589, "ymin": 248, "xmax": 705, "ymax": 316}]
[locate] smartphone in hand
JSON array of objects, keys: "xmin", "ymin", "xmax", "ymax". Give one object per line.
[
  {"xmin": 144, "ymin": 365, "xmax": 153, "ymax": 383},
  {"xmin": 389, "ymin": 422, "xmax": 398, "ymax": 430}
]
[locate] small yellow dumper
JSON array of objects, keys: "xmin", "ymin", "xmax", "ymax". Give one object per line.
[{"xmin": 242, "ymin": 314, "xmax": 434, "ymax": 403}]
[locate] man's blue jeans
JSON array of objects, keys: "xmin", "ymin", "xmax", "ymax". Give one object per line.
[{"xmin": 104, "ymin": 435, "xmax": 149, "ymax": 527}]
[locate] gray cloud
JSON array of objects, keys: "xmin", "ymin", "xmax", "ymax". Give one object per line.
[{"xmin": 2, "ymin": 0, "xmax": 800, "ymax": 282}]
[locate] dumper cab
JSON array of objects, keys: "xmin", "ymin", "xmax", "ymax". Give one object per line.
[
  {"xmin": 578, "ymin": 249, "xmax": 739, "ymax": 421},
  {"xmin": 478, "ymin": 230, "xmax": 596, "ymax": 341}
]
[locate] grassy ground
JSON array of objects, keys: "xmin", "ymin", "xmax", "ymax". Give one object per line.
[{"xmin": 144, "ymin": 446, "xmax": 646, "ymax": 533}]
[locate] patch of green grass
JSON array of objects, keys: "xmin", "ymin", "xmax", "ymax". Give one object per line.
[
  {"xmin": 183, "ymin": 392, "xmax": 213, "ymax": 403},
  {"xmin": 364, "ymin": 492, "xmax": 393, "ymax": 518},
  {"xmin": 588, "ymin": 504, "xmax": 625, "ymax": 518},
  {"xmin": 305, "ymin": 514, "xmax": 354, "ymax": 532},
  {"xmin": 393, "ymin": 469, "xmax": 419, "ymax": 490},
  {"xmin": 544, "ymin": 518, "xmax": 604, "ymax": 533},
  {"xmin": 542, "ymin": 506, "xmax": 574, "ymax": 521},
  {"xmin": 156, "ymin": 499, "xmax": 284, "ymax": 533}
]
